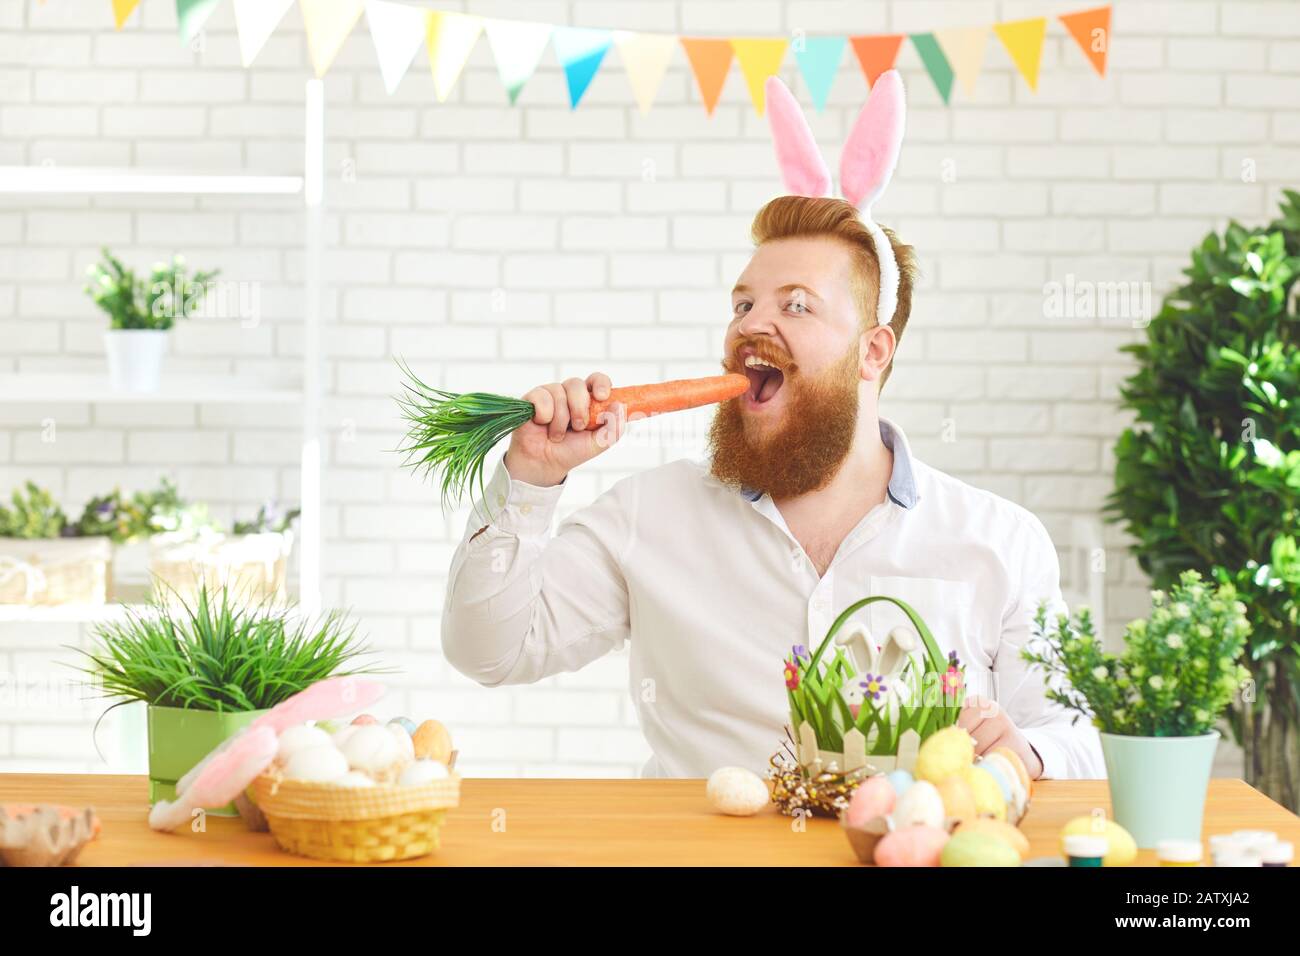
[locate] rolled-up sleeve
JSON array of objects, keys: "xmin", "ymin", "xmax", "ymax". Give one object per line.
[
  {"xmin": 993, "ymin": 513, "xmax": 1106, "ymax": 780},
  {"xmin": 440, "ymin": 458, "xmax": 633, "ymax": 687}
]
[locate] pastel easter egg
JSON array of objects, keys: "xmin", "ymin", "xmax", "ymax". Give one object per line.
[
  {"xmin": 275, "ymin": 724, "xmax": 333, "ymax": 763},
  {"xmin": 389, "ymin": 717, "xmax": 418, "ymax": 736},
  {"xmin": 958, "ymin": 765, "xmax": 1007, "ymax": 821},
  {"xmin": 936, "ymin": 774, "xmax": 978, "ymax": 825},
  {"xmin": 399, "ymin": 759, "xmax": 450, "ymax": 787},
  {"xmin": 846, "ymin": 775, "xmax": 896, "ymax": 828},
  {"xmin": 893, "ymin": 779, "xmax": 945, "ymax": 829},
  {"xmin": 411, "ymin": 719, "xmax": 453, "ymax": 764},
  {"xmin": 885, "ymin": 769, "xmax": 914, "ymax": 797},
  {"xmin": 313, "ymin": 719, "xmax": 341, "ymax": 735},
  {"xmin": 915, "ymin": 726, "xmax": 975, "ymax": 783},
  {"xmin": 874, "ymin": 825, "xmax": 949, "ymax": 867},
  {"xmin": 1060, "ymin": 817, "xmax": 1138, "ymax": 867},
  {"xmin": 284, "ymin": 745, "xmax": 349, "ymax": 783},
  {"xmin": 954, "ymin": 818, "xmax": 1030, "ymax": 861},
  {"xmin": 990, "ymin": 746, "xmax": 1033, "ymax": 794},
  {"xmin": 351, "ymin": 714, "xmax": 379, "ymax": 726},
  {"xmin": 706, "ymin": 767, "xmax": 769, "ymax": 816},
  {"xmin": 941, "ymin": 830, "xmax": 1021, "ymax": 867},
  {"xmin": 387, "ymin": 722, "xmax": 416, "ymax": 762},
  {"xmin": 341, "ymin": 724, "xmax": 401, "ymax": 773},
  {"xmin": 976, "ymin": 758, "xmax": 1013, "ymax": 804},
  {"xmin": 981, "ymin": 753, "xmax": 1029, "ymax": 823}
]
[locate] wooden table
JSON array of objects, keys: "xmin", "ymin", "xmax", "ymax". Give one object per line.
[{"xmin": 3, "ymin": 774, "xmax": 1297, "ymax": 866}]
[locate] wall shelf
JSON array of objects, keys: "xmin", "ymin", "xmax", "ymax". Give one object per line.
[
  {"xmin": 0, "ymin": 167, "xmax": 303, "ymax": 196},
  {"xmin": 0, "ymin": 373, "xmax": 303, "ymax": 405}
]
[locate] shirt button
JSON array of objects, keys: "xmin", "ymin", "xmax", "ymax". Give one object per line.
[
  {"xmin": 496, "ymin": 494, "xmax": 506, "ymax": 506},
  {"xmin": 520, "ymin": 503, "xmax": 533, "ymax": 515}
]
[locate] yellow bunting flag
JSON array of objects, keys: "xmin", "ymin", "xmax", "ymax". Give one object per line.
[
  {"xmin": 300, "ymin": 0, "xmax": 365, "ymax": 78},
  {"xmin": 613, "ymin": 31, "xmax": 676, "ymax": 114},
  {"xmin": 112, "ymin": 0, "xmax": 140, "ymax": 29},
  {"xmin": 993, "ymin": 16, "xmax": 1047, "ymax": 90},
  {"xmin": 426, "ymin": 11, "xmax": 482, "ymax": 102},
  {"xmin": 233, "ymin": 0, "xmax": 294, "ymax": 67},
  {"xmin": 680, "ymin": 37, "xmax": 733, "ymax": 115},
  {"xmin": 730, "ymin": 37, "xmax": 788, "ymax": 115},
  {"xmin": 1059, "ymin": 5, "xmax": 1111, "ymax": 77},
  {"xmin": 935, "ymin": 27, "xmax": 987, "ymax": 97}
]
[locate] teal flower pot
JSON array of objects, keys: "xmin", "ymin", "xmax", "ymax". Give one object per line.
[{"xmin": 1099, "ymin": 731, "xmax": 1219, "ymax": 848}]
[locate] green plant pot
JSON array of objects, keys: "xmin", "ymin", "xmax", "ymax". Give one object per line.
[
  {"xmin": 1100, "ymin": 731, "xmax": 1220, "ymax": 848},
  {"xmin": 146, "ymin": 705, "xmax": 268, "ymax": 816}
]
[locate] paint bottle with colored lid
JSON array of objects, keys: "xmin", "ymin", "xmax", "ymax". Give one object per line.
[
  {"xmin": 1063, "ymin": 834, "xmax": 1107, "ymax": 867},
  {"xmin": 1156, "ymin": 839, "xmax": 1203, "ymax": 867},
  {"xmin": 1260, "ymin": 842, "xmax": 1293, "ymax": 868}
]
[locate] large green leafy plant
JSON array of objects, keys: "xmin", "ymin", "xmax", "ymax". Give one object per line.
[
  {"xmin": 85, "ymin": 248, "xmax": 218, "ymax": 331},
  {"xmin": 1108, "ymin": 191, "xmax": 1300, "ymax": 808}
]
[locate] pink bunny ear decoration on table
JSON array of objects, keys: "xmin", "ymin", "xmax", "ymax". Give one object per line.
[
  {"xmin": 172, "ymin": 676, "xmax": 387, "ymax": 797},
  {"xmin": 148, "ymin": 726, "xmax": 278, "ymax": 832},
  {"xmin": 764, "ymin": 70, "xmax": 907, "ymax": 328}
]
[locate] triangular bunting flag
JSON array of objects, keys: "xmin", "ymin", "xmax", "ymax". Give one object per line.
[
  {"xmin": 680, "ymin": 37, "xmax": 733, "ymax": 115},
  {"xmin": 553, "ymin": 27, "xmax": 612, "ymax": 109},
  {"xmin": 793, "ymin": 35, "xmax": 846, "ymax": 112},
  {"xmin": 484, "ymin": 18, "xmax": 553, "ymax": 104},
  {"xmin": 730, "ymin": 38, "xmax": 788, "ymax": 115},
  {"xmin": 233, "ymin": 0, "xmax": 293, "ymax": 67},
  {"xmin": 994, "ymin": 16, "xmax": 1047, "ymax": 90},
  {"xmin": 934, "ymin": 26, "xmax": 987, "ymax": 97},
  {"xmin": 1060, "ymin": 5, "xmax": 1111, "ymax": 77},
  {"xmin": 848, "ymin": 34, "xmax": 903, "ymax": 87},
  {"xmin": 300, "ymin": 0, "xmax": 365, "ymax": 78},
  {"xmin": 613, "ymin": 31, "xmax": 676, "ymax": 114},
  {"xmin": 365, "ymin": 0, "xmax": 427, "ymax": 94},
  {"xmin": 112, "ymin": 0, "xmax": 140, "ymax": 29},
  {"xmin": 177, "ymin": 0, "xmax": 220, "ymax": 43},
  {"xmin": 911, "ymin": 33, "xmax": 954, "ymax": 104},
  {"xmin": 426, "ymin": 10, "xmax": 482, "ymax": 102}
]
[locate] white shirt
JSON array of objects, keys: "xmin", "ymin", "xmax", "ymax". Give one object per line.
[{"xmin": 441, "ymin": 419, "xmax": 1105, "ymax": 780}]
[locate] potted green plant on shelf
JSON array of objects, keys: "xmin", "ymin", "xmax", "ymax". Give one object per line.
[
  {"xmin": 0, "ymin": 482, "xmax": 111, "ymax": 606},
  {"xmin": 1024, "ymin": 570, "xmax": 1251, "ymax": 847},
  {"xmin": 75, "ymin": 582, "xmax": 381, "ymax": 815},
  {"xmin": 85, "ymin": 247, "xmax": 218, "ymax": 392},
  {"xmin": 1108, "ymin": 190, "xmax": 1300, "ymax": 811}
]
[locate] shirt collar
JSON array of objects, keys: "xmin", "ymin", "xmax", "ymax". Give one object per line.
[{"xmin": 735, "ymin": 417, "xmax": 919, "ymax": 510}]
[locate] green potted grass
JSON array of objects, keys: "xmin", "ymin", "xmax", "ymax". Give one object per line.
[
  {"xmin": 1024, "ymin": 570, "xmax": 1251, "ymax": 846},
  {"xmin": 76, "ymin": 582, "xmax": 380, "ymax": 815}
]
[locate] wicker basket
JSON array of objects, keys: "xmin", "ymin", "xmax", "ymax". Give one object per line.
[
  {"xmin": 149, "ymin": 530, "xmax": 292, "ymax": 604},
  {"xmin": 0, "ymin": 536, "xmax": 111, "ymax": 606},
  {"xmin": 251, "ymin": 772, "xmax": 461, "ymax": 863}
]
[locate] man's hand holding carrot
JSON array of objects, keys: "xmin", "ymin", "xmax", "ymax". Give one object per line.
[{"xmin": 503, "ymin": 372, "xmax": 626, "ymax": 487}]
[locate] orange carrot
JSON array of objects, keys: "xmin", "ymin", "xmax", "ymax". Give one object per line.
[{"xmin": 585, "ymin": 372, "xmax": 749, "ymax": 429}]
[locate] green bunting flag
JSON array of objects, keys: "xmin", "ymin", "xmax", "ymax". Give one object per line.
[{"xmin": 911, "ymin": 33, "xmax": 954, "ymax": 104}]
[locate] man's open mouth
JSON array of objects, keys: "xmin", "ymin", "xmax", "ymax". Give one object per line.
[{"xmin": 743, "ymin": 355, "xmax": 785, "ymax": 404}]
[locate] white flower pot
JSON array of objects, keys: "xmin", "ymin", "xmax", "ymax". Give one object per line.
[{"xmin": 104, "ymin": 329, "xmax": 168, "ymax": 392}]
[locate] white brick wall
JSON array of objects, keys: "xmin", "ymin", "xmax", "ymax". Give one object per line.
[{"xmin": 2, "ymin": 0, "xmax": 1292, "ymax": 778}]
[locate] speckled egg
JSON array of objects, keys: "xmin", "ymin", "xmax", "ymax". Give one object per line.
[
  {"xmin": 706, "ymin": 766, "xmax": 769, "ymax": 816},
  {"xmin": 915, "ymin": 726, "xmax": 975, "ymax": 783},
  {"xmin": 412, "ymin": 719, "xmax": 453, "ymax": 764},
  {"xmin": 874, "ymin": 825, "xmax": 949, "ymax": 867},
  {"xmin": 885, "ymin": 769, "xmax": 914, "ymax": 797},
  {"xmin": 954, "ymin": 818, "xmax": 1030, "ymax": 861},
  {"xmin": 893, "ymin": 779, "xmax": 945, "ymax": 829},
  {"xmin": 941, "ymin": 830, "xmax": 1021, "ymax": 867},
  {"xmin": 958, "ymin": 765, "xmax": 1007, "ymax": 821},
  {"xmin": 845, "ymin": 775, "xmax": 896, "ymax": 828},
  {"xmin": 1060, "ymin": 817, "xmax": 1137, "ymax": 867},
  {"xmin": 936, "ymin": 773, "xmax": 978, "ymax": 824}
]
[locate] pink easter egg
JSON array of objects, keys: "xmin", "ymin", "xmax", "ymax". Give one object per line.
[
  {"xmin": 846, "ymin": 775, "xmax": 896, "ymax": 828},
  {"xmin": 873, "ymin": 826, "xmax": 950, "ymax": 867},
  {"xmin": 351, "ymin": 714, "xmax": 379, "ymax": 726}
]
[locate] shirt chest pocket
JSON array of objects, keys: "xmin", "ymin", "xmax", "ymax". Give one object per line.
[{"xmin": 862, "ymin": 575, "xmax": 988, "ymax": 671}]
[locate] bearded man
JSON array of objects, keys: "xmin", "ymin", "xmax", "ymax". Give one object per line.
[{"xmin": 440, "ymin": 194, "xmax": 1104, "ymax": 781}]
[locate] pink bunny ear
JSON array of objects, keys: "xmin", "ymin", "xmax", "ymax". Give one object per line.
[
  {"xmin": 148, "ymin": 727, "xmax": 278, "ymax": 832},
  {"xmin": 840, "ymin": 69, "xmax": 906, "ymax": 213},
  {"xmin": 765, "ymin": 76, "xmax": 832, "ymax": 197},
  {"xmin": 250, "ymin": 676, "xmax": 386, "ymax": 734}
]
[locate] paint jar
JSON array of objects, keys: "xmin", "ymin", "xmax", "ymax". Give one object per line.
[
  {"xmin": 1260, "ymin": 842, "xmax": 1293, "ymax": 868},
  {"xmin": 1064, "ymin": 834, "xmax": 1107, "ymax": 867},
  {"xmin": 1156, "ymin": 839, "xmax": 1203, "ymax": 867},
  {"xmin": 1214, "ymin": 849, "xmax": 1262, "ymax": 867}
]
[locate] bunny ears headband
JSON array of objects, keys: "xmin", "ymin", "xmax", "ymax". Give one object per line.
[{"xmin": 764, "ymin": 70, "xmax": 906, "ymax": 328}]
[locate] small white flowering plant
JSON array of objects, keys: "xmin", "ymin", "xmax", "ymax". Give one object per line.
[{"xmin": 1023, "ymin": 570, "xmax": 1251, "ymax": 737}]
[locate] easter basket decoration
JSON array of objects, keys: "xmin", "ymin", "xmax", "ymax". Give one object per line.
[
  {"xmin": 251, "ymin": 769, "xmax": 461, "ymax": 864},
  {"xmin": 0, "ymin": 536, "xmax": 112, "ymax": 606},
  {"xmin": 772, "ymin": 595, "xmax": 966, "ymax": 816},
  {"xmin": 149, "ymin": 530, "xmax": 293, "ymax": 606}
]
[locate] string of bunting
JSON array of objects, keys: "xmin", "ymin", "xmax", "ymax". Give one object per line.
[{"xmin": 110, "ymin": 1, "xmax": 1111, "ymax": 112}]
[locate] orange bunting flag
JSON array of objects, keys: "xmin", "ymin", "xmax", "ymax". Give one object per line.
[
  {"xmin": 849, "ymin": 34, "xmax": 904, "ymax": 87},
  {"xmin": 993, "ymin": 17, "xmax": 1047, "ymax": 90},
  {"xmin": 1059, "ymin": 5, "xmax": 1111, "ymax": 77},
  {"xmin": 680, "ymin": 37, "xmax": 733, "ymax": 115}
]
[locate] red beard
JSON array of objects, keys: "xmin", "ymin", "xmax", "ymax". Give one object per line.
[{"xmin": 707, "ymin": 340, "xmax": 860, "ymax": 500}]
